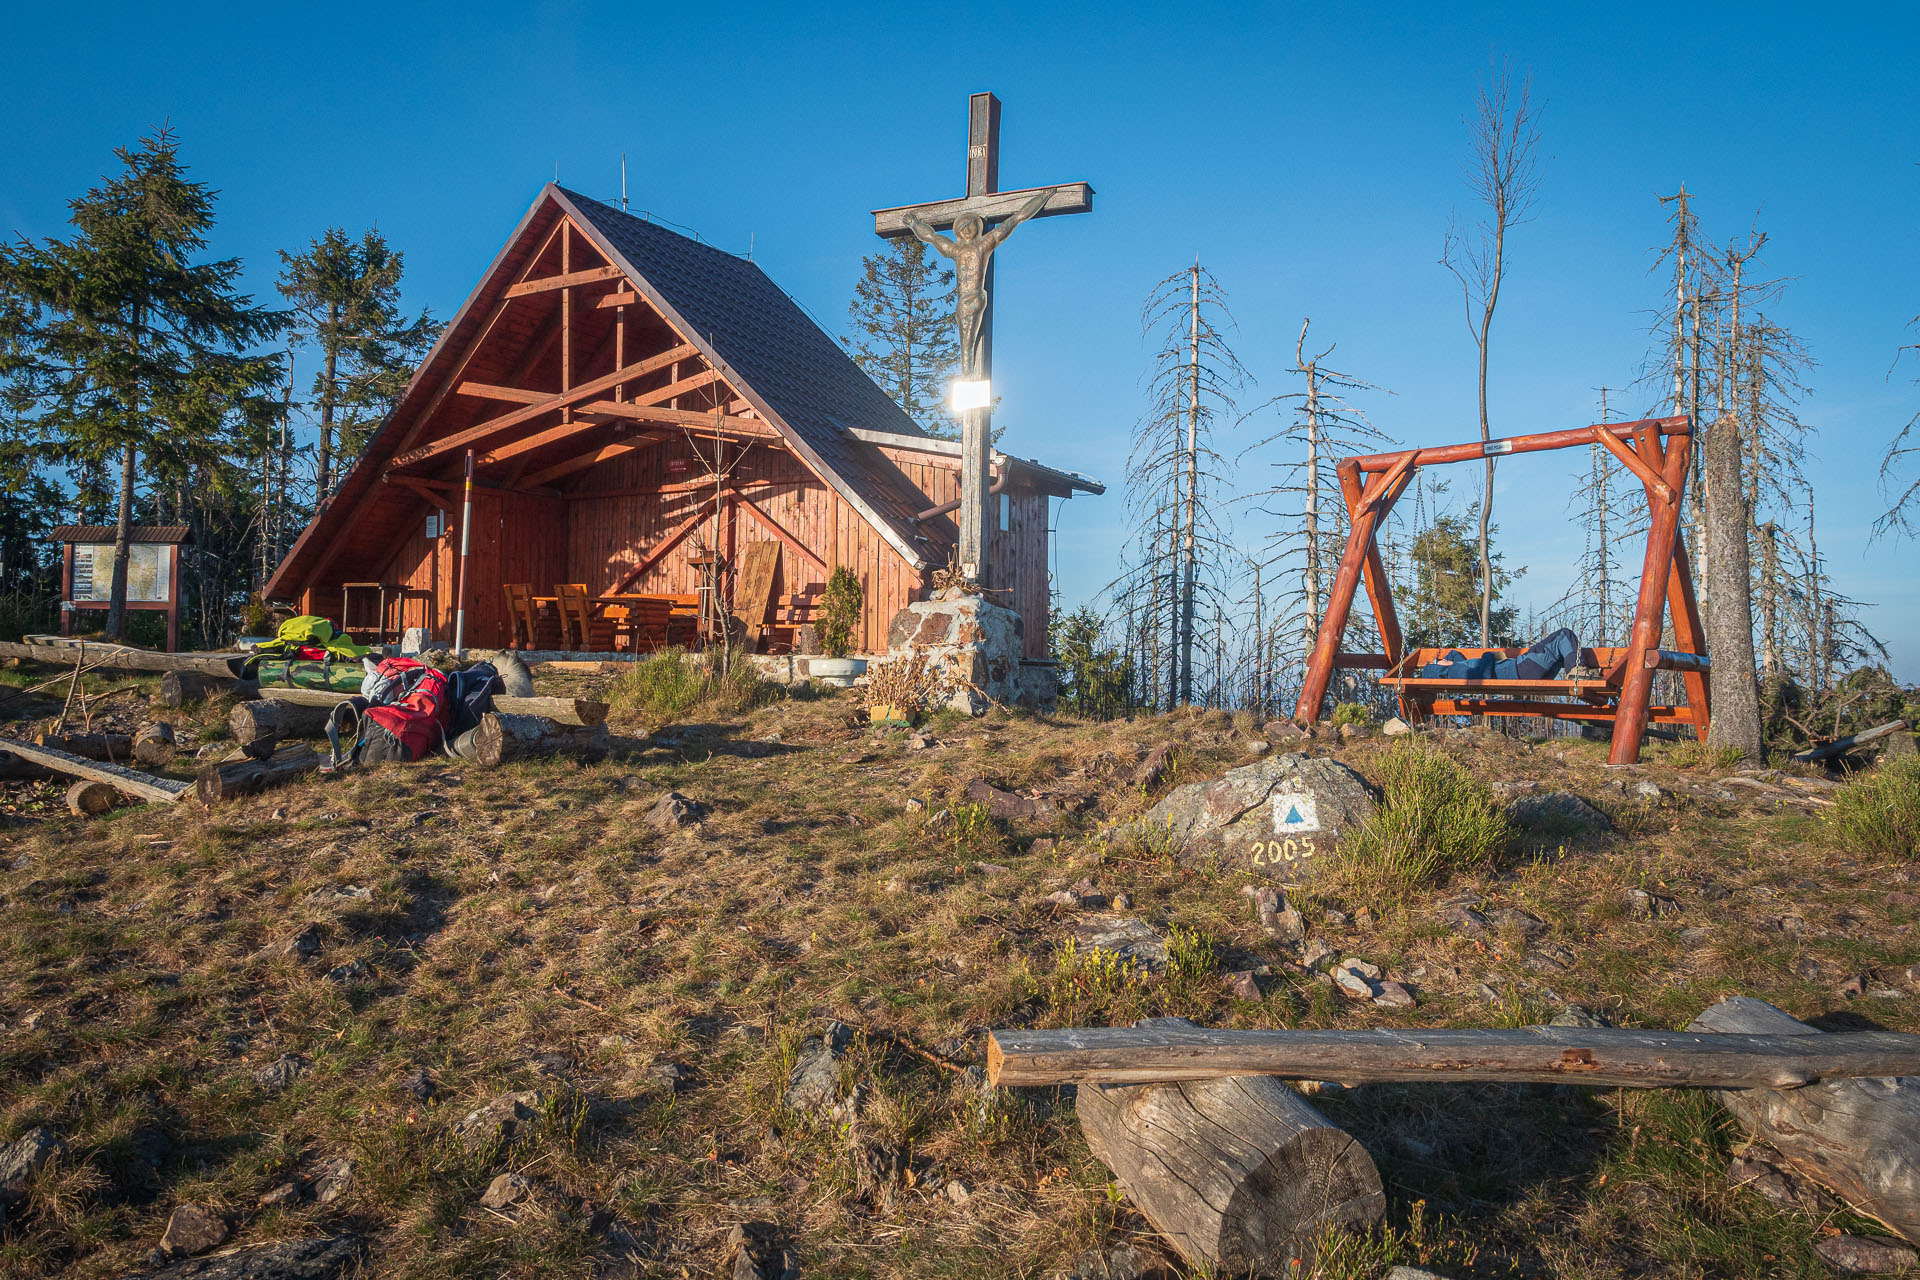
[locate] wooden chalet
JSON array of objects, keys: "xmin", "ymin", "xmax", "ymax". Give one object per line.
[{"xmin": 265, "ymin": 185, "xmax": 1102, "ymax": 656}]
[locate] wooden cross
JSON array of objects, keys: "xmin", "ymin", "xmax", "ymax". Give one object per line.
[{"xmin": 872, "ymin": 92, "xmax": 1092, "ymax": 587}]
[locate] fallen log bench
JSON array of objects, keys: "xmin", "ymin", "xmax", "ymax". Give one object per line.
[
  {"xmin": 987, "ymin": 1023, "xmax": 1920, "ymax": 1090},
  {"xmin": 196, "ymin": 742, "xmax": 321, "ymax": 804},
  {"xmin": 1076, "ymin": 1020, "xmax": 1383, "ymax": 1275},
  {"xmin": 1691, "ymin": 996, "xmax": 1920, "ymax": 1244},
  {"xmin": 0, "ymin": 738, "xmax": 190, "ymax": 806},
  {"xmin": 160, "ymin": 670, "xmax": 259, "ymax": 707},
  {"xmin": 455, "ymin": 711, "xmax": 610, "ymax": 767}
]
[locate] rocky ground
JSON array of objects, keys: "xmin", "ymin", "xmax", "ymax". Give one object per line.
[{"xmin": 0, "ymin": 664, "xmax": 1917, "ymax": 1279}]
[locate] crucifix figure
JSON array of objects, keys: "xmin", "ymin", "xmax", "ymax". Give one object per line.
[
  {"xmin": 873, "ymin": 92, "xmax": 1092, "ymax": 586},
  {"xmin": 906, "ymin": 188, "xmax": 1053, "ymax": 381}
]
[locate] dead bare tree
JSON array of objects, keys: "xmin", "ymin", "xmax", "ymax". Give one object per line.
[
  {"xmin": 1441, "ymin": 63, "xmax": 1544, "ymax": 646},
  {"xmin": 1876, "ymin": 314, "xmax": 1920, "ymax": 538},
  {"xmin": 1239, "ymin": 317, "xmax": 1392, "ymax": 685},
  {"xmin": 1114, "ymin": 263, "xmax": 1245, "ymax": 709}
]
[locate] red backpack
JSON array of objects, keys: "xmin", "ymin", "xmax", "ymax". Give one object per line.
[{"xmin": 326, "ymin": 657, "xmax": 457, "ymax": 767}]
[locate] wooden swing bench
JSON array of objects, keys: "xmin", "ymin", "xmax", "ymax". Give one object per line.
[{"xmin": 1295, "ymin": 415, "xmax": 1711, "ymax": 765}]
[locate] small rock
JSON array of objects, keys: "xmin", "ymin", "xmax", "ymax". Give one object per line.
[
  {"xmin": 1245, "ymin": 739, "xmax": 1272, "ymax": 758},
  {"xmin": 964, "ymin": 779, "xmax": 1053, "ymax": 822},
  {"xmin": 1341, "ymin": 957, "xmax": 1384, "ymax": 981},
  {"xmin": 283, "ymin": 923, "xmax": 324, "ymax": 960},
  {"xmin": 1905, "ymin": 963, "xmax": 1920, "ymax": 988},
  {"xmin": 646, "ymin": 791, "xmax": 710, "ymax": 831},
  {"xmin": 1490, "ymin": 907, "xmax": 1549, "ymax": 937},
  {"xmin": 1332, "ymin": 966, "xmax": 1378, "ymax": 1000},
  {"xmin": 310, "ymin": 1157, "xmax": 354, "ymax": 1205},
  {"xmin": 253, "ymin": 1054, "xmax": 310, "ymax": 1093},
  {"xmin": 1727, "ymin": 1153, "xmax": 1833, "ymax": 1213},
  {"xmin": 1813, "ymin": 1233, "xmax": 1917, "ymax": 1274},
  {"xmin": 322, "ymin": 959, "xmax": 371, "ymax": 986},
  {"xmin": 926, "ymin": 807, "xmax": 954, "ymax": 831},
  {"xmin": 1384, "ymin": 1268, "xmax": 1452, "ymax": 1280},
  {"xmin": 1225, "ymin": 970, "xmax": 1265, "ymax": 1002},
  {"xmin": 726, "ymin": 1221, "xmax": 794, "ymax": 1280},
  {"xmin": 1374, "ymin": 980, "xmax": 1417, "ymax": 1008},
  {"xmin": 945, "ymin": 1179, "xmax": 971, "ymax": 1205},
  {"xmin": 1440, "ymin": 902, "xmax": 1494, "ymax": 935},
  {"xmin": 783, "ymin": 1022, "xmax": 851, "ymax": 1113},
  {"xmin": 973, "ymin": 861, "xmax": 1009, "ymax": 876},
  {"xmin": 1111, "ymin": 892, "xmax": 1133, "ymax": 911},
  {"xmin": 451, "ymin": 1090, "xmax": 548, "ymax": 1152},
  {"xmin": 480, "ymin": 1171, "xmax": 533, "ymax": 1210},
  {"xmin": 1475, "ymin": 982, "xmax": 1503, "ymax": 1003},
  {"xmin": 1630, "ymin": 779, "xmax": 1663, "ymax": 802},
  {"xmin": 1264, "ymin": 719, "xmax": 1308, "ymax": 741},
  {"xmin": 1354, "ymin": 906, "xmax": 1374, "ymax": 930},
  {"xmin": 1780, "ymin": 914, "xmax": 1807, "ymax": 936},
  {"xmin": 1029, "ymin": 836, "xmax": 1058, "ymax": 858},
  {"xmin": 906, "ymin": 732, "xmax": 933, "ymax": 751},
  {"xmin": 0, "ymin": 1126, "xmax": 64, "ymax": 1201},
  {"xmin": 1676, "ymin": 926, "xmax": 1711, "ymax": 946},
  {"xmin": 1323, "ymin": 909, "xmax": 1351, "ymax": 928},
  {"xmin": 1839, "ymin": 973, "xmax": 1868, "ymax": 998},
  {"xmin": 650, "ymin": 1062, "xmax": 691, "ymax": 1089},
  {"xmin": 1301, "ymin": 939, "xmax": 1337, "ymax": 971},
  {"xmin": 1549, "ymin": 1004, "xmax": 1611, "ymax": 1028},
  {"xmin": 1043, "ymin": 890, "xmax": 1079, "ymax": 908},
  {"xmin": 1382, "ymin": 717, "xmax": 1412, "ymax": 736},
  {"xmin": 257, "ymin": 1178, "xmax": 304, "ymax": 1208},
  {"xmin": 158, "ymin": 1203, "xmax": 229, "ymax": 1257},
  {"xmin": 1625, "ymin": 887, "xmax": 1681, "ymax": 918},
  {"xmin": 401, "ymin": 1067, "xmax": 437, "ymax": 1102},
  {"xmin": 904, "ymin": 796, "xmax": 927, "ymax": 814},
  {"xmin": 1070, "ymin": 914, "xmax": 1170, "ymax": 972},
  {"xmin": 1698, "ymin": 880, "xmax": 1731, "ymax": 902},
  {"xmin": 1508, "ymin": 789, "xmax": 1613, "ymax": 833}
]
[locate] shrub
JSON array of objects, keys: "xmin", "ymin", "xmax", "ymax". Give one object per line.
[
  {"xmin": 609, "ymin": 646, "xmax": 777, "ymax": 723},
  {"xmin": 819, "ymin": 567, "xmax": 863, "ymax": 659},
  {"xmin": 1827, "ymin": 758, "xmax": 1920, "ymax": 858},
  {"xmin": 1034, "ymin": 938, "xmax": 1146, "ymax": 1027},
  {"xmin": 1340, "ymin": 740, "xmax": 1510, "ymax": 889},
  {"xmin": 1331, "ymin": 701, "xmax": 1374, "ymax": 729}
]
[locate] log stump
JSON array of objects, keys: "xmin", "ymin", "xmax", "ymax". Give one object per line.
[
  {"xmin": 133, "ymin": 723, "xmax": 176, "ymax": 768},
  {"xmin": 65, "ymin": 779, "xmax": 117, "ymax": 816},
  {"xmin": 160, "ymin": 671, "xmax": 257, "ymax": 707},
  {"xmin": 459, "ymin": 712, "xmax": 609, "ymax": 768},
  {"xmin": 230, "ymin": 699, "xmax": 337, "ymax": 751},
  {"xmin": 1690, "ymin": 996, "xmax": 1920, "ymax": 1243},
  {"xmin": 1077, "ymin": 1025, "xmax": 1384, "ymax": 1273},
  {"xmin": 196, "ymin": 743, "xmax": 320, "ymax": 805},
  {"xmin": 33, "ymin": 732, "xmax": 133, "ymax": 761}
]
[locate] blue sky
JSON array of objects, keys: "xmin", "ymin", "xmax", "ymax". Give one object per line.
[{"xmin": 3, "ymin": 1, "xmax": 1915, "ymax": 676}]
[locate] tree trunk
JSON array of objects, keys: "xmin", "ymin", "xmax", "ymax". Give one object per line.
[
  {"xmin": 133, "ymin": 722, "xmax": 176, "ymax": 768},
  {"xmin": 230, "ymin": 698, "xmax": 337, "ymax": 752},
  {"xmin": 1702, "ymin": 258, "xmax": 1764, "ymax": 759},
  {"xmin": 1178, "ymin": 264, "xmax": 1200, "ymax": 707},
  {"xmin": 455, "ymin": 711, "xmax": 608, "ymax": 768},
  {"xmin": 33, "ymin": 731, "xmax": 134, "ymax": 761},
  {"xmin": 1690, "ymin": 997, "xmax": 1920, "ymax": 1245},
  {"xmin": 1078, "ymin": 1049, "xmax": 1384, "ymax": 1274},
  {"xmin": 160, "ymin": 670, "xmax": 258, "ymax": 707},
  {"xmin": 106, "ymin": 443, "xmax": 135, "ymax": 641},
  {"xmin": 316, "ymin": 302, "xmax": 339, "ymax": 499},
  {"xmin": 66, "ymin": 779, "xmax": 117, "ymax": 816},
  {"xmin": 196, "ymin": 742, "xmax": 320, "ymax": 805}
]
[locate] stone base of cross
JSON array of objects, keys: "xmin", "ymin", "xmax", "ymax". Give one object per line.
[{"xmin": 872, "ymin": 92, "xmax": 1091, "ymax": 588}]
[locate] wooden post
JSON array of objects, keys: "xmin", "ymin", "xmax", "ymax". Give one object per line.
[
  {"xmin": 60, "ymin": 542, "xmax": 74, "ymax": 638},
  {"xmin": 1610, "ymin": 425, "xmax": 1691, "ymax": 764},
  {"xmin": 453, "ymin": 448, "xmax": 475, "ymax": 653},
  {"xmin": 1076, "ymin": 1022, "xmax": 1384, "ymax": 1274},
  {"xmin": 1295, "ymin": 459, "xmax": 1413, "ymax": 722},
  {"xmin": 1690, "ymin": 997, "xmax": 1920, "ymax": 1244},
  {"xmin": 166, "ymin": 541, "xmax": 181, "ymax": 652}
]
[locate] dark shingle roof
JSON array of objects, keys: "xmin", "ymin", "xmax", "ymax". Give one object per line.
[
  {"xmin": 556, "ymin": 188, "xmax": 939, "ymax": 566},
  {"xmin": 49, "ymin": 525, "xmax": 192, "ymax": 544}
]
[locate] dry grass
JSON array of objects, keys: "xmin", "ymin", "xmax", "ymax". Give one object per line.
[{"xmin": 0, "ymin": 687, "xmax": 1915, "ymax": 1278}]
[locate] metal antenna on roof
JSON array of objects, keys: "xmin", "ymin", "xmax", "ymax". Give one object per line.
[
  {"xmin": 621, "ymin": 153, "xmax": 628, "ymax": 212},
  {"xmin": 748, "ymin": 231, "xmax": 754, "ymax": 259}
]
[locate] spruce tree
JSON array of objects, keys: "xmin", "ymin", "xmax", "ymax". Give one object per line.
[
  {"xmin": 0, "ymin": 127, "xmax": 282, "ymax": 640},
  {"xmin": 278, "ymin": 227, "xmax": 439, "ymax": 501},
  {"xmin": 845, "ymin": 237, "xmax": 959, "ymax": 437}
]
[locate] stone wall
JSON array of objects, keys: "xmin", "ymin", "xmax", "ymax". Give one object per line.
[{"xmin": 880, "ymin": 590, "xmax": 1055, "ymax": 713}]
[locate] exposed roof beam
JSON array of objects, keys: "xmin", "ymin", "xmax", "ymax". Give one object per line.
[
  {"xmin": 474, "ymin": 371, "xmax": 726, "ymax": 467},
  {"xmin": 458, "ymin": 382, "xmax": 547, "ymax": 405},
  {"xmin": 392, "ymin": 343, "xmax": 701, "ymax": 469},
  {"xmin": 502, "ymin": 264, "xmax": 625, "ymax": 298},
  {"xmin": 595, "ymin": 291, "xmax": 640, "ymax": 309},
  {"xmin": 578, "ymin": 401, "xmax": 777, "ymax": 437},
  {"xmin": 521, "ymin": 436, "xmax": 664, "ymax": 488}
]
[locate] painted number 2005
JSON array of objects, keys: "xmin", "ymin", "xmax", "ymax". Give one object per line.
[{"xmin": 1249, "ymin": 836, "xmax": 1318, "ymax": 866}]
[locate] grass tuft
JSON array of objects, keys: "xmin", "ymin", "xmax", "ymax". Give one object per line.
[
  {"xmin": 607, "ymin": 646, "xmax": 778, "ymax": 723},
  {"xmin": 1827, "ymin": 757, "xmax": 1920, "ymax": 857},
  {"xmin": 1338, "ymin": 740, "xmax": 1510, "ymax": 890}
]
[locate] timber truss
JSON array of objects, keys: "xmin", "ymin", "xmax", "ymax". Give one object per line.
[
  {"xmin": 375, "ymin": 208, "xmax": 828, "ymax": 584},
  {"xmin": 1293, "ymin": 416, "xmax": 1710, "ymax": 766}
]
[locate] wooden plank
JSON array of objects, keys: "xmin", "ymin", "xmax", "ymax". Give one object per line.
[
  {"xmin": 986, "ymin": 1024, "xmax": 1920, "ymax": 1089},
  {"xmin": 458, "ymin": 382, "xmax": 549, "ymax": 405},
  {"xmin": 1353, "ymin": 416, "xmax": 1691, "ymax": 473},
  {"xmin": 501, "ymin": 264, "xmax": 625, "ymax": 298},
  {"xmin": 872, "ymin": 182, "xmax": 1094, "ymax": 238},
  {"xmin": 0, "ymin": 739, "xmax": 190, "ymax": 804},
  {"xmin": 522, "ymin": 438, "xmax": 661, "ymax": 488},
  {"xmin": 477, "ymin": 371, "xmax": 727, "ymax": 469},
  {"xmin": 595, "ymin": 291, "xmax": 639, "ymax": 309},
  {"xmin": 576, "ymin": 401, "xmax": 773, "ymax": 436},
  {"xmin": 391, "ymin": 346, "xmax": 698, "ymax": 469},
  {"xmin": 735, "ymin": 492, "xmax": 829, "ymax": 574}
]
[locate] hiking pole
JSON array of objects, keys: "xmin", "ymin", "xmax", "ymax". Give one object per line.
[{"xmin": 453, "ymin": 448, "xmax": 474, "ymax": 655}]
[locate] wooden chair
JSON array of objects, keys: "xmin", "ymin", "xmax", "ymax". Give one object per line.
[
  {"xmin": 556, "ymin": 584, "xmax": 617, "ymax": 652},
  {"xmin": 501, "ymin": 584, "xmax": 539, "ymax": 649}
]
